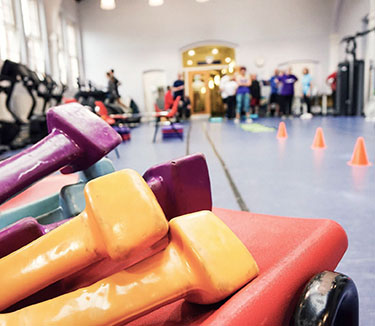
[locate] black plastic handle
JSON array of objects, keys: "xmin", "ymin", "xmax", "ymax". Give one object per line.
[{"xmin": 292, "ymin": 271, "xmax": 358, "ymax": 326}]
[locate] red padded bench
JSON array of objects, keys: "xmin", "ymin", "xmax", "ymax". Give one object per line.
[{"xmin": 126, "ymin": 207, "xmax": 348, "ymax": 326}]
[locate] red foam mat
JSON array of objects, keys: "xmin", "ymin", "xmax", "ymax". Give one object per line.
[
  {"xmin": 0, "ymin": 174, "xmax": 79, "ymax": 211},
  {"xmin": 126, "ymin": 207, "xmax": 348, "ymax": 326}
]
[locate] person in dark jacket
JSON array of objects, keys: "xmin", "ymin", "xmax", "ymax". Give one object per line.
[{"xmin": 249, "ymin": 74, "xmax": 261, "ymax": 115}]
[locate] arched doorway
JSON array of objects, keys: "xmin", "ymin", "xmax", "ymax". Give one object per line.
[{"xmin": 181, "ymin": 44, "xmax": 236, "ymax": 116}]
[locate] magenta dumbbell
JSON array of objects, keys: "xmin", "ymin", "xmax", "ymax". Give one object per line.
[
  {"xmin": 0, "ymin": 103, "xmax": 122, "ymax": 204},
  {"xmin": 0, "ymin": 218, "xmax": 67, "ymax": 258}
]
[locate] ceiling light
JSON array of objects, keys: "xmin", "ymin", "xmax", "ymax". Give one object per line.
[
  {"xmin": 214, "ymin": 75, "xmax": 220, "ymax": 85},
  {"xmin": 212, "ymin": 48, "xmax": 219, "ymax": 55},
  {"xmin": 200, "ymin": 86, "xmax": 207, "ymax": 94},
  {"xmin": 206, "ymin": 56, "xmax": 214, "ymax": 64},
  {"xmin": 196, "ymin": 0, "xmax": 210, "ymax": 2},
  {"xmin": 225, "ymin": 57, "xmax": 231, "ymax": 63},
  {"xmin": 188, "ymin": 50, "xmax": 195, "ymax": 56},
  {"xmin": 149, "ymin": 0, "xmax": 164, "ymax": 7},
  {"xmin": 100, "ymin": 0, "xmax": 116, "ymax": 10},
  {"xmin": 187, "ymin": 60, "xmax": 193, "ymax": 66},
  {"xmin": 208, "ymin": 79, "xmax": 214, "ymax": 89}
]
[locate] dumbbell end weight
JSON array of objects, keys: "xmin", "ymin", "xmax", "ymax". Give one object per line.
[
  {"xmin": 0, "ymin": 103, "xmax": 121, "ymax": 204},
  {"xmin": 47, "ymin": 104, "xmax": 122, "ymax": 174},
  {"xmin": 144, "ymin": 153, "xmax": 212, "ymax": 220}
]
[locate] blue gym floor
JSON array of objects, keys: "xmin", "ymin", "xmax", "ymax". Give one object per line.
[{"xmin": 106, "ymin": 116, "xmax": 374, "ymax": 323}]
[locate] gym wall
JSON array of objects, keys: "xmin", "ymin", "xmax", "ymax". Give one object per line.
[{"xmin": 78, "ymin": 0, "xmax": 336, "ymax": 110}]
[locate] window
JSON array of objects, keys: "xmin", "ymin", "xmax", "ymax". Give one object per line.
[
  {"xmin": 21, "ymin": 0, "xmax": 44, "ymax": 73},
  {"xmin": 0, "ymin": 0, "xmax": 20, "ymax": 61},
  {"xmin": 66, "ymin": 21, "xmax": 79, "ymax": 86},
  {"xmin": 56, "ymin": 16, "xmax": 67, "ymax": 84}
]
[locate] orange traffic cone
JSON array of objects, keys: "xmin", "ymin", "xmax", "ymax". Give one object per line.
[
  {"xmin": 276, "ymin": 122, "xmax": 287, "ymax": 139},
  {"xmin": 311, "ymin": 127, "xmax": 327, "ymax": 149},
  {"xmin": 347, "ymin": 137, "xmax": 372, "ymax": 166}
]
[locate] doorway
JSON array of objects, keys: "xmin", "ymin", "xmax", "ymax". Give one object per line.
[{"xmin": 188, "ymin": 69, "xmax": 224, "ymax": 116}]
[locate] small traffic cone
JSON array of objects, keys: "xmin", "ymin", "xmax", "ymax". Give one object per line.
[
  {"xmin": 311, "ymin": 127, "xmax": 327, "ymax": 149},
  {"xmin": 276, "ymin": 122, "xmax": 287, "ymax": 139},
  {"xmin": 347, "ymin": 137, "xmax": 372, "ymax": 166}
]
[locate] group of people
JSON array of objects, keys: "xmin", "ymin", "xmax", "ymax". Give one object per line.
[{"xmin": 220, "ymin": 66, "xmax": 313, "ymax": 122}]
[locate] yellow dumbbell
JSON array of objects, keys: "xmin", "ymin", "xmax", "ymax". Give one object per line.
[
  {"xmin": 0, "ymin": 170, "xmax": 168, "ymax": 311},
  {"xmin": 0, "ymin": 211, "xmax": 258, "ymax": 326}
]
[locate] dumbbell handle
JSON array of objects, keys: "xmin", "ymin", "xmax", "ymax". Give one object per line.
[
  {"xmin": 0, "ymin": 218, "xmax": 67, "ymax": 259},
  {"xmin": 1, "ymin": 243, "xmax": 192, "ymax": 326},
  {"xmin": 0, "ymin": 129, "xmax": 81, "ymax": 204},
  {"xmin": 0, "ymin": 211, "xmax": 102, "ymax": 311}
]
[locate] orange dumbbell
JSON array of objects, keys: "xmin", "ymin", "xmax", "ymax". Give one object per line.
[
  {"xmin": 0, "ymin": 170, "xmax": 168, "ymax": 311},
  {"xmin": 0, "ymin": 211, "xmax": 258, "ymax": 325}
]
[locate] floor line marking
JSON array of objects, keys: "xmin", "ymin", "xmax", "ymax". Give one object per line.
[
  {"xmin": 202, "ymin": 123, "xmax": 249, "ymax": 212},
  {"xmin": 186, "ymin": 122, "xmax": 192, "ymax": 155}
]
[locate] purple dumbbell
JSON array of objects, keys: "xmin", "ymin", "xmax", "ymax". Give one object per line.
[
  {"xmin": 3, "ymin": 153, "xmax": 213, "ymax": 312},
  {"xmin": 0, "ymin": 103, "xmax": 122, "ymax": 204},
  {"xmin": 144, "ymin": 152, "xmax": 212, "ymax": 220},
  {"xmin": 0, "ymin": 218, "xmax": 67, "ymax": 258}
]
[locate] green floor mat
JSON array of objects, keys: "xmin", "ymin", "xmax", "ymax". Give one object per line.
[{"xmin": 240, "ymin": 123, "xmax": 275, "ymax": 133}]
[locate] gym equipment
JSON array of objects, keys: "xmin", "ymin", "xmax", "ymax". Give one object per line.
[
  {"xmin": 337, "ymin": 27, "xmax": 375, "ymax": 116},
  {"xmin": 26, "ymin": 70, "xmax": 68, "ymax": 143},
  {"xmin": 276, "ymin": 121, "xmax": 288, "ymax": 139},
  {"xmin": 0, "ymin": 60, "xmax": 24, "ymax": 151},
  {"xmin": 75, "ymin": 82, "xmax": 141, "ymax": 127},
  {"xmin": 162, "ymin": 123, "xmax": 184, "ymax": 139},
  {"xmin": 311, "ymin": 127, "xmax": 327, "ymax": 149},
  {"xmin": 153, "ymin": 96, "xmax": 182, "ymax": 142},
  {"xmin": 0, "ymin": 158, "xmax": 115, "ymax": 228},
  {"xmin": 0, "ymin": 152, "xmax": 211, "ymax": 251},
  {"xmin": 95, "ymin": 101, "xmax": 132, "ymax": 141},
  {"xmin": 347, "ymin": 137, "xmax": 372, "ymax": 166},
  {"xmin": 0, "ymin": 169, "xmax": 169, "ymax": 311},
  {"xmin": 292, "ymin": 271, "xmax": 358, "ymax": 326},
  {"xmin": 0, "ymin": 103, "xmax": 121, "ymax": 204},
  {"xmin": 0, "ymin": 211, "xmax": 259, "ymax": 325},
  {"xmin": 3, "ymin": 153, "xmax": 213, "ymax": 311}
]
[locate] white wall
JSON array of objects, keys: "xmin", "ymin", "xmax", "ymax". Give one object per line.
[
  {"xmin": 335, "ymin": 0, "xmax": 370, "ymax": 62},
  {"xmin": 78, "ymin": 0, "xmax": 336, "ymax": 109}
]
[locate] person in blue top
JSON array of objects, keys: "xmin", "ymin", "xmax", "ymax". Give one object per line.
[
  {"xmin": 301, "ymin": 67, "xmax": 313, "ymax": 114},
  {"xmin": 235, "ymin": 66, "xmax": 251, "ymax": 123}
]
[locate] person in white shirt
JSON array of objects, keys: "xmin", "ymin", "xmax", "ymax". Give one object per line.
[{"xmin": 220, "ymin": 74, "xmax": 238, "ymax": 119}]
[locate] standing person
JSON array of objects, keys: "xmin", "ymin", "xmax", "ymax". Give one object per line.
[
  {"xmin": 249, "ymin": 74, "xmax": 261, "ymax": 116},
  {"xmin": 109, "ymin": 69, "xmax": 120, "ymax": 98},
  {"xmin": 267, "ymin": 69, "xmax": 280, "ymax": 116},
  {"xmin": 235, "ymin": 66, "xmax": 251, "ymax": 123},
  {"xmin": 220, "ymin": 74, "xmax": 238, "ymax": 119},
  {"xmin": 301, "ymin": 67, "xmax": 313, "ymax": 114},
  {"xmin": 107, "ymin": 69, "xmax": 128, "ymax": 110},
  {"xmin": 173, "ymin": 73, "xmax": 185, "ymax": 121},
  {"xmin": 220, "ymin": 74, "xmax": 230, "ymax": 116},
  {"xmin": 173, "ymin": 73, "xmax": 185, "ymax": 100},
  {"xmin": 279, "ymin": 67, "xmax": 298, "ymax": 117},
  {"xmin": 326, "ymin": 71, "xmax": 337, "ymax": 112}
]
